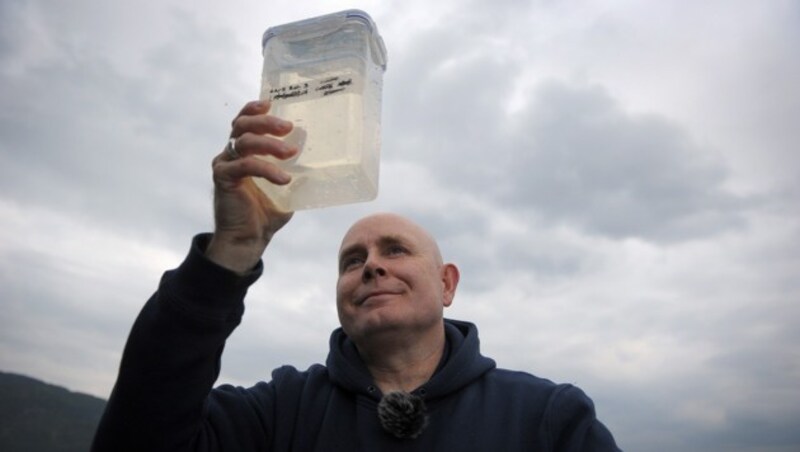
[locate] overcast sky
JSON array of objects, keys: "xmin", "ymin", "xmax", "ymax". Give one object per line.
[{"xmin": 2, "ymin": 0, "xmax": 799, "ymax": 450}]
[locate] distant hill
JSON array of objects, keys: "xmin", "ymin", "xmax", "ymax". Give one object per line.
[{"xmin": 0, "ymin": 371, "xmax": 107, "ymax": 452}]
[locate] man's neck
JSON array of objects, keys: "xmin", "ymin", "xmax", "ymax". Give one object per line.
[{"xmin": 355, "ymin": 326, "xmax": 446, "ymax": 394}]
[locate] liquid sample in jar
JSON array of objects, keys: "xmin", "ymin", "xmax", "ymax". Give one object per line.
[{"xmin": 254, "ymin": 10, "xmax": 387, "ymax": 211}]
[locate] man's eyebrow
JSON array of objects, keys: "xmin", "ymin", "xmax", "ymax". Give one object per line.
[{"xmin": 378, "ymin": 235, "xmax": 406, "ymax": 247}]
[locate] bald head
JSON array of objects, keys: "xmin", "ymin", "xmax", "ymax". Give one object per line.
[{"xmin": 339, "ymin": 213, "xmax": 444, "ymax": 267}]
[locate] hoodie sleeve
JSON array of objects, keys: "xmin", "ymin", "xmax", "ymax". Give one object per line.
[
  {"xmin": 544, "ymin": 384, "xmax": 622, "ymax": 452},
  {"xmin": 91, "ymin": 234, "xmax": 270, "ymax": 452}
]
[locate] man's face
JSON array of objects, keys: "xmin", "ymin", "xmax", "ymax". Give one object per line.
[{"xmin": 335, "ymin": 214, "xmax": 458, "ymax": 342}]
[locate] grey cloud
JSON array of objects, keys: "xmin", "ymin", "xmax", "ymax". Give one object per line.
[
  {"xmin": 382, "ymin": 2, "xmax": 754, "ymax": 244},
  {"xmin": 0, "ymin": 9, "xmax": 246, "ymax": 244},
  {"xmin": 494, "ymin": 81, "xmax": 749, "ymax": 242},
  {"xmin": 382, "ymin": 26, "xmax": 518, "ymax": 163},
  {"xmin": 696, "ymin": 416, "xmax": 800, "ymax": 452},
  {"xmin": 592, "ymin": 359, "xmax": 800, "ymax": 452}
]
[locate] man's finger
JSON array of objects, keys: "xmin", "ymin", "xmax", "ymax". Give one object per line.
[
  {"xmin": 231, "ymin": 114, "xmax": 293, "ymax": 139},
  {"xmin": 217, "ymin": 157, "xmax": 292, "ymax": 186},
  {"xmin": 232, "ymin": 100, "xmax": 271, "ymax": 126},
  {"xmin": 234, "ymin": 134, "xmax": 298, "ymax": 160}
]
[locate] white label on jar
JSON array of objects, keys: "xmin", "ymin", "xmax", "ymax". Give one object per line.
[{"xmin": 267, "ymin": 74, "xmax": 362, "ymax": 104}]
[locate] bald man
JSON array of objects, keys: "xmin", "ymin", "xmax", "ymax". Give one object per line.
[{"xmin": 93, "ymin": 101, "xmax": 621, "ymax": 451}]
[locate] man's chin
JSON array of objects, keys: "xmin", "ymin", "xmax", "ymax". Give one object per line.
[{"xmin": 345, "ymin": 312, "xmax": 409, "ymax": 341}]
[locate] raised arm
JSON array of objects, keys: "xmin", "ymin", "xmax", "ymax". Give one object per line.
[{"xmin": 92, "ymin": 101, "xmax": 297, "ymax": 452}]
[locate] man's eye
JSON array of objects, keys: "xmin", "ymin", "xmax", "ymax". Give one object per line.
[
  {"xmin": 387, "ymin": 245, "xmax": 407, "ymax": 255},
  {"xmin": 341, "ymin": 256, "xmax": 364, "ymax": 271}
]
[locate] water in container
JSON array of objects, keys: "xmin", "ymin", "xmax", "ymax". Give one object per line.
[{"xmin": 255, "ymin": 10, "xmax": 387, "ymax": 211}]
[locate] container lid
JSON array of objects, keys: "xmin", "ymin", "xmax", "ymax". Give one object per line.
[{"xmin": 262, "ymin": 9, "xmax": 387, "ymax": 70}]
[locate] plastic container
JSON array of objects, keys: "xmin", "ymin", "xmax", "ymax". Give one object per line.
[{"xmin": 255, "ymin": 10, "xmax": 388, "ymax": 211}]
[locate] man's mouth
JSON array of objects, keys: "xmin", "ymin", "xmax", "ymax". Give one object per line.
[{"xmin": 356, "ymin": 290, "xmax": 399, "ymax": 306}]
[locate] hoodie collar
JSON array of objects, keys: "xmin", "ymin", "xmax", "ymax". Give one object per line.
[{"xmin": 326, "ymin": 319, "xmax": 496, "ymax": 401}]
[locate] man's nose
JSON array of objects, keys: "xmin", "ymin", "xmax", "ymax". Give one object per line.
[{"xmin": 362, "ymin": 258, "xmax": 387, "ymax": 282}]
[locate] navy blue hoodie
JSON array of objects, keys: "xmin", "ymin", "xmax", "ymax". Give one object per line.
[{"xmin": 92, "ymin": 234, "xmax": 620, "ymax": 451}]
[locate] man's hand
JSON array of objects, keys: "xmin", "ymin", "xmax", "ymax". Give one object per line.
[{"xmin": 205, "ymin": 100, "xmax": 298, "ymax": 273}]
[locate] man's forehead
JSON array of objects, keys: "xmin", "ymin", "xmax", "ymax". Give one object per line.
[
  {"xmin": 340, "ymin": 214, "xmax": 428, "ymax": 249},
  {"xmin": 341, "ymin": 217, "xmax": 417, "ymax": 247}
]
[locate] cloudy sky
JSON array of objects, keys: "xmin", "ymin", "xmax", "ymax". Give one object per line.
[{"xmin": 2, "ymin": 0, "xmax": 799, "ymax": 450}]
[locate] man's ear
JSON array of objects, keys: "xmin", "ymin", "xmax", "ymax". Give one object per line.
[{"xmin": 441, "ymin": 263, "xmax": 460, "ymax": 307}]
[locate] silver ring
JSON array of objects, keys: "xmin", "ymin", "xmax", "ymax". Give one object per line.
[{"xmin": 225, "ymin": 137, "xmax": 240, "ymax": 160}]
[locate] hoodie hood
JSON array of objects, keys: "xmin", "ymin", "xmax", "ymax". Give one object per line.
[{"xmin": 326, "ymin": 319, "xmax": 496, "ymax": 401}]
